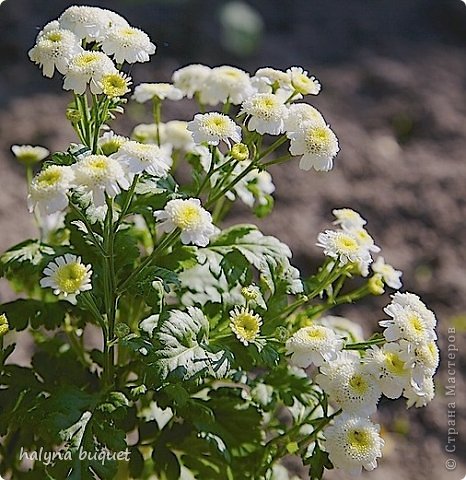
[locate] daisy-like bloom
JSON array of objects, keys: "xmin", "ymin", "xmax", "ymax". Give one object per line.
[
  {"xmin": 252, "ymin": 67, "xmax": 292, "ymax": 93},
  {"xmin": 132, "ymin": 123, "xmax": 164, "ymax": 144},
  {"xmin": 101, "ymin": 26, "xmax": 156, "ymax": 64},
  {"xmin": 73, "ymin": 154, "xmax": 130, "ymax": 207},
  {"xmin": 11, "ymin": 145, "xmax": 49, "ymax": 166},
  {"xmin": 172, "ymin": 63, "xmax": 212, "ymax": 98},
  {"xmin": 332, "ymin": 208, "xmax": 367, "ymax": 230},
  {"xmin": 316, "ymin": 229, "xmax": 372, "ymax": 270},
  {"xmin": 0, "ymin": 314, "xmax": 9, "ymax": 338},
  {"xmin": 240, "ymin": 93, "xmax": 288, "ymax": 135},
  {"xmin": 28, "ymin": 165, "xmax": 75, "ymax": 215},
  {"xmin": 285, "ymin": 324, "xmax": 344, "ymax": 367},
  {"xmin": 318, "ymin": 315, "xmax": 365, "ymax": 343},
  {"xmin": 199, "ymin": 65, "xmax": 254, "ymax": 105},
  {"xmin": 399, "ymin": 339, "xmax": 439, "ymax": 388},
  {"xmin": 389, "ymin": 292, "xmax": 437, "ymax": 328},
  {"xmin": 99, "ymin": 72, "xmax": 132, "ymax": 98},
  {"xmin": 154, "ymin": 198, "xmax": 216, "ymax": 247},
  {"xmin": 286, "ymin": 66, "xmax": 321, "ymax": 96},
  {"xmin": 316, "ymin": 352, "xmax": 381, "ymax": 415},
  {"xmin": 288, "ymin": 122, "xmax": 339, "ymax": 171},
  {"xmin": 40, "ymin": 254, "xmax": 92, "ymax": 301},
  {"xmin": 229, "ymin": 306, "xmax": 263, "ymax": 346},
  {"xmin": 371, "ymin": 256, "xmax": 402, "ymax": 289},
  {"xmin": 164, "ymin": 121, "xmax": 195, "ymax": 151},
  {"xmin": 58, "ymin": 6, "xmax": 129, "ymax": 42},
  {"xmin": 132, "ymin": 83, "xmax": 183, "ymax": 103},
  {"xmin": 63, "ymin": 51, "xmax": 117, "ymax": 95},
  {"xmin": 364, "ymin": 343, "xmax": 411, "ymax": 399},
  {"xmin": 284, "ymin": 103, "xmax": 326, "ymax": 133},
  {"xmin": 346, "ymin": 227, "xmax": 380, "ymax": 254},
  {"xmin": 404, "ymin": 376, "xmax": 435, "ymax": 408},
  {"xmin": 112, "ymin": 141, "xmax": 171, "ymax": 177},
  {"xmin": 187, "ymin": 112, "xmax": 242, "ymax": 147},
  {"xmin": 98, "ymin": 131, "xmax": 129, "ymax": 156},
  {"xmin": 323, "ymin": 414, "xmax": 384, "ymax": 475},
  {"xmin": 28, "ymin": 27, "xmax": 83, "ymax": 78}
]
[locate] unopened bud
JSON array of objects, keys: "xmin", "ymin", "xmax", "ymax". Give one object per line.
[
  {"xmin": 230, "ymin": 143, "xmax": 249, "ymax": 161},
  {"xmin": 0, "ymin": 314, "xmax": 9, "ymax": 337},
  {"xmin": 368, "ymin": 274, "xmax": 385, "ymax": 296}
]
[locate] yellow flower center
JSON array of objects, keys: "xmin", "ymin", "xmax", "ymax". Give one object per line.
[
  {"xmin": 75, "ymin": 53, "xmax": 99, "ymax": 67},
  {"xmin": 172, "ymin": 204, "xmax": 202, "ymax": 229},
  {"xmin": 47, "ymin": 32, "xmax": 63, "ymax": 43},
  {"xmin": 349, "ymin": 374, "xmax": 369, "ymax": 395},
  {"xmin": 101, "ymin": 74, "xmax": 129, "ymax": 98},
  {"xmin": 408, "ymin": 313, "xmax": 424, "ymax": 333},
  {"xmin": 306, "ymin": 326, "xmax": 327, "ymax": 341},
  {"xmin": 305, "ymin": 127, "xmax": 331, "ymax": 154},
  {"xmin": 336, "ymin": 234, "xmax": 359, "ymax": 252},
  {"xmin": 231, "ymin": 312, "xmax": 261, "ymax": 342},
  {"xmin": 121, "ymin": 27, "xmax": 137, "ymax": 37},
  {"xmin": 56, "ymin": 263, "xmax": 87, "ymax": 294},
  {"xmin": 38, "ymin": 169, "xmax": 62, "ymax": 187},
  {"xmin": 347, "ymin": 429, "xmax": 373, "ymax": 455},
  {"xmin": 88, "ymin": 156, "xmax": 109, "ymax": 172},
  {"xmin": 385, "ymin": 352, "xmax": 406, "ymax": 375}
]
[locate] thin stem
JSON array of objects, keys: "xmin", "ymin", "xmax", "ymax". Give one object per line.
[
  {"xmin": 152, "ymin": 98, "xmax": 162, "ymax": 147},
  {"xmin": 115, "ymin": 174, "xmax": 139, "ymax": 231},
  {"xmin": 196, "ymin": 145, "xmax": 217, "ymax": 196},
  {"xmin": 69, "ymin": 202, "xmax": 106, "ymax": 256},
  {"xmin": 256, "ymin": 135, "xmax": 287, "ymax": 161}
]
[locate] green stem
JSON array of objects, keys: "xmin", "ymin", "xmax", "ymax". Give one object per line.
[
  {"xmin": 115, "ymin": 174, "xmax": 140, "ymax": 231},
  {"xmin": 152, "ymin": 98, "xmax": 162, "ymax": 147},
  {"xmin": 69, "ymin": 202, "xmax": 106, "ymax": 256},
  {"xmin": 256, "ymin": 135, "xmax": 287, "ymax": 161},
  {"xmin": 196, "ymin": 145, "xmax": 217, "ymax": 196},
  {"xmin": 261, "ymin": 153, "xmax": 293, "ymax": 167}
]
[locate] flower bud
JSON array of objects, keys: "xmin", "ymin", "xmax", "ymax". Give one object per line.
[
  {"xmin": 0, "ymin": 314, "xmax": 9, "ymax": 337},
  {"xmin": 230, "ymin": 143, "xmax": 249, "ymax": 161},
  {"xmin": 241, "ymin": 285, "xmax": 258, "ymax": 301},
  {"xmin": 368, "ymin": 274, "xmax": 385, "ymax": 296},
  {"xmin": 115, "ymin": 323, "xmax": 131, "ymax": 338}
]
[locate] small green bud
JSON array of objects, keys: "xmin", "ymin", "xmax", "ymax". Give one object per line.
[
  {"xmin": 274, "ymin": 326, "xmax": 289, "ymax": 342},
  {"xmin": 241, "ymin": 285, "xmax": 258, "ymax": 301},
  {"xmin": 0, "ymin": 314, "xmax": 9, "ymax": 337},
  {"xmin": 368, "ymin": 274, "xmax": 385, "ymax": 296},
  {"xmin": 115, "ymin": 323, "xmax": 130, "ymax": 338},
  {"xmin": 230, "ymin": 143, "xmax": 249, "ymax": 161},
  {"xmin": 66, "ymin": 108, "xmax": 82, "ymax": 124}
]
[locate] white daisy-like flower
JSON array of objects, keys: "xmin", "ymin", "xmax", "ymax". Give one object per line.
[
  {"xmin": 399, "ymin": 339, "xmax": 439, "ymax": 388},
  {"xmin": 154, "ymin": 198, "xmax": 216, "ymax": 247},
  {"xmin": 229, "ymin": 306, "xmax": 263, "ymax": 346},
  {"xmin": 28, "ymin": 165, "xmax": 75, "ymax": 215},
  {"xmin": 164, "ymin": 121, "xmax": 195, "ymax": 151},
  {"xmin": 288, "ymin": 122, "xmax": 339, "ymax": 171},
  {"xmin": 285, "ymin": 324, "xmax": 344, "ymax": 368},
  {"xmin": 40, "ymin": 254, "xmax": 92, "ymax": 301},
  {"xmin": 388, "ymin": 292, "xmax": 437, "ymax": 329},
  {"xmin": 11, "ymin": 145, "xmax": 49, "ymax": 166},
  {"xmin": 132, "ymin": 83, "xmax": 183, "ymax": 103},
  {"xmin": 28, "ymin": 27, "xmax": 83, "ymax": 78},
  {"xmin": 98, "ymin": 131, "xmax": 129, "ymax": 156},
  {"xmin": 99, "ymin": 71, "xmax": 132, "ymax": 98},
  {"xmin": 316, "ymin": 229, "xmax": 372, "ymax": 270},
  {"xmin": 364, "ymin": 343, "xmax": 411, "ymax": 399},
  {"xmin": 112, "ymin": 141, "xmax": 171, "ymax": 177},
  {"xmin": 187, "ymin": 112, "xmax": 242, "ymax": 147},
  {"xmin": 284, "ymin": 103, "xmax": 326, "ymax": 133},
  {"xmin": 323, "ymin": 414, "xmax": 384, "ymax": 475},
  {"xmin": 63, "ymin": 51, "xmax": 117, "ymax": 95},
  {"xmin": 132, "ymin": 123, "xmax": 164, "ymax": 144},
  {"xmin": 73, "ymin": 154, "xmax": 130, "ymax": 207},
  {"xmin": 286, "ymin": 66, "xmax": 321, "ymax": 95},
  {"xmin": 252, "ymin": 67, "xmax": 292, "ymax": 93},
  {"xmin": 101, "ymin": 26, "xmax": 156, "ymax": 64},
  {"xmin": 240, "ymin": 93, "xmax": 288, "ymax": 135},
  {"xmin": 317, "ymin": 315, "xmax": 365, "ymax": 343},
  {"xmin": 332, "ymin": 208, "xmax": 367, "ymax": 230},
  {"xmin": 237, "ymin": 169, "xmax": 275, "ymax": 207},
  {"xmin": 316, "ymin": 352, "xmax": 381, "ymax": 415},
  {"xmin": 372, "ymin": 256, "xmax": 402, "ymax": 289},
  {"xmin": 403, "ymin": 376, "xmax": 435, "ymax": 408},
  {"xmin": 58, "ymin": 6, "xmax": 129, "ymax": 42},
  {"xmin": 346, "ymin": 227, "xmax": 380, "ymax": 254},
  {"xmin": 172, "ymin": 64, "xmax": 212, "ymax": 98},
  {"xmin": 199, "ymin": 65, "xmax": 254, "ymax": 105}
]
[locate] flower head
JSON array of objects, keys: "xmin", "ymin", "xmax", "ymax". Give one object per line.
[
  {"xmin": 403, "ymin": 376, "xmax": 435, "ymax": 408},
  {"xmin": 0, "ymin": 314, "xmax": 9, "ymax": 338},
  {"xmin": 11, "ymin": 145, "xmax": 49, "ymax": 166},
  {"xmin": 172, "ymin": 64, "xmax": 212, "ymax": 98},
  {"xmin": 286, "ymin": 324, "xmax": 344, "ymax": 367},
  {"xmin": 372, "ymin": 256, "xmax": 402, "ymax": 289},
  {"xmin": 230, "ymin": 306, "xmax": 263, "ymax": 346},
  {"xmin": 28, "ymin": 165, "xmax": 75, "ymax": 215},
  {"xmin": 101, "ymin": 26, "xmax": 156, "ymax": 64},
  {"xmin": 154, "ymin": 198, "xmax": 216, "ymax": 247},
  {"xmin": 284, "ymin": 103, "xmax": 326, "ymax": 133},
  {"xmin": 289, "ymin": 122, "xmax": 339, "ymax": 171},
  {"xmin": 98, "ymin": 131, "xmax": 129, "ymax": 156},
  {"xmin": 132, "ymin": 123, "xmax": 162, "ymax": 144},
  {"xmin": 240, "ymin": 93, "xmax": 288, "ymax": 135},
  {"xmin": 187, "ymin": 112, "xmax": 242, "ymax": 147},
  {"xmin": 332, "ymin": 208, "xmax": 367, "ymax": 230},
  {"xmin": 323, "ymin": 414, "xmax": 384, "ymax": 475},
  {"xmin": 132, "ymin": 83, "xmax": 183, "ymax": 103},
  {"xmin": 252, "ymin": 67, "xmax": 292, "ymax": 93},
  {"xmin": 164, "ymin": 121, "xmax": 195, "ymax": 151},
  {"xmin": 287, "ymin": 66, "xmax": 321, "ymax": 95},
  {"xmin": 40, "ymin": 254, "xmax": 92, "ymax": 301},
  {"xmin": 100, "ymin": 72, "xmax": 132, "ymax": 98}
]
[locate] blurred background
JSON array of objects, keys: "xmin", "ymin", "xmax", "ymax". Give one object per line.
[{"xmin": 0, "ymin": 0, "xmax": 465, "ymax": 478}]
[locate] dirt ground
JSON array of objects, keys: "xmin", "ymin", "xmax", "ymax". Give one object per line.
[{"xmin": 0, "ymin": 0, "xmax": 465, "ymax": 479}]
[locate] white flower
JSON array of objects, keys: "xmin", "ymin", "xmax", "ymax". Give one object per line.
[
  {"xmin": 99, "ymin": 71, "xmax": 132, "ymax": 98},
  {"xmin": 316, "ymin": 229, "xmax": 372, "ymax": 270},
  {"xmin": 364, "ymin": 343, "xmax": 411, "ymax": 399},
  {"xmin": 252, "ymin": 67, "xmax": 292, "ymax": 93},
  {"xmin": 284, "ymin": 103, "xmax": 326, "ymax": 133},
  {"xmin": 286, "ymin": 66, "xmax": 321, "ymax": 95},
  {"xmin": 28, "ymin": 165, "xmax": 75, "ymax": 215},
  {"xmin": 132, "ymin": 83, "xmax": 183, "ymax": 103},
  {"xmin": 101, "ymin": 26, "xmax": 156, "ymax": 64},
  {"xmin": 404, "ymin": 376, "xmax": 435, "ymax": 408},
  {"xmin": 240, "ymin": 93, "xmax": 288, "ymax": 135},
  {"xmin": 289, "ymin": 122, "xmax": 339, "ymax": 171},
  {"xmin": 317, "ymin": 315, "xmax": 365, "ymax": 343},
  {"xmin": 63, "ymin": 51, "xmax": 116, "ymax": 95},
  {"xmin": 154, "ymin": 198, "xmax": 216, "ymax": 247},
  {"xmin": 323, "ymin": 414, "xmax": 384, "ymax": 475},
  {"xmin": 132, "ymin": 123, "xmax": 163, "ymax": 144},
  {"xmin": 98, "ymin": 131, "xmax": 129, "ymax": 156},
  {"xmin": 332, "ymin": 208, "xmax": 367, "ymax": 230},
  {"xmin": 139, "ymin": 314, "xmax": 159, "ymax": 337},
  {"xmin": 73, "ymin": 154, "xmax": 130, "ymax": 207},
  {"xmin": 229, "ymin": 306, "xmax": 263, "ymax": 346},
  {"xmin": 372, "ymin": 256, "xmax": 402, "ymax": 289},
  {"xmin": 199, "ymin": 65, "xmax": 254, "ymax": 105},
  {"xmin": 187, "ymin": 112, "xmax": 242, "ymax": 147},
  {"xmin": 40, "ymin": 254, "xmax": 92, "ymax": 301},
  {"xmin": 347, "ymin": 227, "xmax": 380, "ymax": 254},
  {"xmin": 286, "ymin": 324, "xmax": 344, "ymax": 367},
  {"xmin": 399, "ymin": 339, "xmax": 439, "ymax": 388},
  {"xmin": 58, "ymin": 6, "xmax": 129, "ymax": 42},
  {"xmin": 112, "ymin": 141, "xmax": 171, "ymax": 177},
  {"xmin": 11, "ymin": 145, "xmax": 49, "ymax": 166},
  {"xmin": 172, "ymin": 64, "xmax": 212, "ymax": 98},
  {"xmin": 237, "ymin": 169, "xmax": 275, "ymax": 207},
  {"xmin": 389, "ymin": 292, "xmax": 437, "ymax": 329},
  {"xmin": 316, "ymin": 352, "xmax": 381, "ymax": 415},
  {"xmin": 28, "ymin": 28, "xmax": 83, "ymax": 78},
  {"xmin": 164, "ymin": 121, "xmax": 195, "ymax": 150}
]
